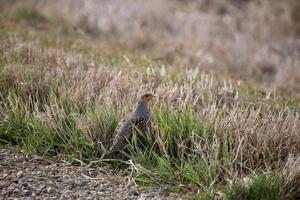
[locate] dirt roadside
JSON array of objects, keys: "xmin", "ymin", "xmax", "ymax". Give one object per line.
[{"xmin": 0, "ymin": 146, "xmax": 185, "ymax": 200}]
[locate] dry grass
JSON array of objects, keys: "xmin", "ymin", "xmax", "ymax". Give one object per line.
[
  {"xmin": 0, "ymin": 5, "xmax": 300, "ymax": 199},
  {"xmin": 16, "ymin": 0, "xmax": 300, "ymax": 98}
]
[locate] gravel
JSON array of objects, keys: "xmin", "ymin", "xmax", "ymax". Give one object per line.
[{"xmin": 0, "ymin": 146, "xmax": 186, "ymax": 199}]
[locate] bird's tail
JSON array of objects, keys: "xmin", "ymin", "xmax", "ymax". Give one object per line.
[
  {"xmin": 100, "ymin": 147, "xmax": 115, "ymax": 159},
  {"xmin": 95, "ymin": 141, "xmax": 113, "ymax": 159}
]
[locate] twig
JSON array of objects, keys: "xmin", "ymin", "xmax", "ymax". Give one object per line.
[
  {"xmin": 85, "ymin": 158, "xmax": 131, "ymax": 168},
  {"xmin": 74, "ymin": 159, "xmax": 87, "ymax": 166},
  {"xmin": 81, "ymin": 173, "xmax": 103, "ymax": 180}
]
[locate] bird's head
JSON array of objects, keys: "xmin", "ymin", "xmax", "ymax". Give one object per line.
[{"xmin": 139, "ymin": 93, "xmax": 156, "ymax": 104}]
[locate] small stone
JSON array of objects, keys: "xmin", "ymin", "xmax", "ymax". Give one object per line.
[
  {"xmin": 97, "ymin": 191, "xmax": 105, "ymax": 196},
  {"xmin": 13, "ymin": 188, "xmax": 20, "ymax": 194},
  {"xmin": 21, "ymin": 182, "xmax": 29, "ymax": 188},
  {"xmin": 47, "ymin": 187, "xmax": 55, "ymax": 193},
  {"xmin": 22, "ymin": 190, "xmax": 32, "ymax": 197},
  {"xmin": 84, "ymin": 190, "xmax": 91, "ymax": 196},
  {"xmin": 128, "ymin": 190, "xmax": 139, "ymax": 196},
  {"xmin": 37, "ymin": 184, "xmax": 46, "ymax": 193},
  {"xmin": 98, "ymin": 186, "xmax": 105, "ymax": 192},
  {"xmin": 5, "ymin": 175, "xmax": 12, "ymax": 180},
  {"xmin": 0, "ymin": 182, "xmax": 10, "ymax": 189},
  {"xmin": 16, "ymin": 171, "xmax": 23, "ymax": 178},
  {"xmin": 62, "ymin": 175, "xmax": 70, "ymax": 180},
  {"xmin": 60, "ymin": 190, "xmax": 71, "ymax": 199},
  {"xmin": 36, "ymin": 171, "xmax": 42, "ymax": 176},
  {"xmin": 75, "ymin": 179, "xmax": 87, "ymax": 187}
]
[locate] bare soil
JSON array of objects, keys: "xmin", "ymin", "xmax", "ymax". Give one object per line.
[{"xmin": 0, "ymin": 146, "xmax": 184, "ymax": 200}]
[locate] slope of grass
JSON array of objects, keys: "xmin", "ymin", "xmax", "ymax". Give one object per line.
[{"xmin": 0, "ymin": 10, "xmax": 300, "ymax": 199}]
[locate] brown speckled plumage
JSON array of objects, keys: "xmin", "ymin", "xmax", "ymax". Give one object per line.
[{"xmin": 106, "ymin": 93, "xmax": 155, "ymax": 155}]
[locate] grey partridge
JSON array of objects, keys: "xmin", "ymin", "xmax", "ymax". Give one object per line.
[{"xmin": 106, "ymin": 93, "xmax": 155, "ymax": 155}]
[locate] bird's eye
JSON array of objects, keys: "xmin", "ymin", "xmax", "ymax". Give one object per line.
[{"xmin": 145, "ymin": 95, "xmax": 149, "ymax": 97}]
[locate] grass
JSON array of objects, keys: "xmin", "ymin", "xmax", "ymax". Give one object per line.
[
  {"xmin": 0, "ymin": 10, "xmax": 300, "ymax": 199},
  {"xmin": 193, "ymin": 171, "xmax": 300, "ymax": 200},
  {"xmin": 225, "ymin": 173, "xmax": 289, "ymax": 200}
]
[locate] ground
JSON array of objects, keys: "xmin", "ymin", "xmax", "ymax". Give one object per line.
[{"xmin": 0, "ymin": 145, "xmax": 185, "ymax": 199}]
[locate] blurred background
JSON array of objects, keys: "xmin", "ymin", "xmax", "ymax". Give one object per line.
[{"xmin": 2, "ymin": 0, "xmax": 300, "ymax": 97}]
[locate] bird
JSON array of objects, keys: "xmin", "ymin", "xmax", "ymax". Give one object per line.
[{"xmin": 105, "ymin": 93, "xmax": 155, "ymax": 155}]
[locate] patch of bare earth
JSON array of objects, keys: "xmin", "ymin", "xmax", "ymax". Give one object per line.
[{"xmin": 0, "ymin": 146, "xmax": 184, "ymax": 200}]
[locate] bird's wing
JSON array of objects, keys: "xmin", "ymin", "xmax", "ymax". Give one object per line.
[
  {"xmin": 130, "ymin": 116, "xmax": 151, "ymax": 133},
  {"xmin": 107, "ymin": 116, "xmax": 151, "ymax": 155},
  {"xmin": 108, "ymin": 119, "xmax": 132, "ymax": 154},
  {"xmin": 112, "ymin": 118, "xmax": 126, "ymax": 143}
]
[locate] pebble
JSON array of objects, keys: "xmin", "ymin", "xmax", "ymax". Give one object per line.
[
  {"xmin": 22, "ymin": 189, "xmax": 32, "ymax": 197},
  {"xmin": 47, "ymin": 187, "xmax": 55, "ymax": 193},
  {"xmin": 128, "ymin": 190, "xmax": 139, "ymax": 196},
  {"xmin": 16, "ymin": 171, "xmax": 23, "ymax": 178},
  {"xmin": 0, "ymin": 182, "xmax": 10, "ymax": 189},
  {"xmin": 60, "ymin": 190, "xmax": 71, "ymax": 199},
  {"xmin": 75, "ymin": 178, "xmax": 87, "ymax": 187},
  {"xmin": 21, "ymin": 182, "xmax": 29, "ymax": 189},
  {"xmin": 36, "ymin": 171, "xmax": 43, "ymax": 176},
  {"xmin": 37, "ymin": 184, "xmax": 47, "ymax": 193}
]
